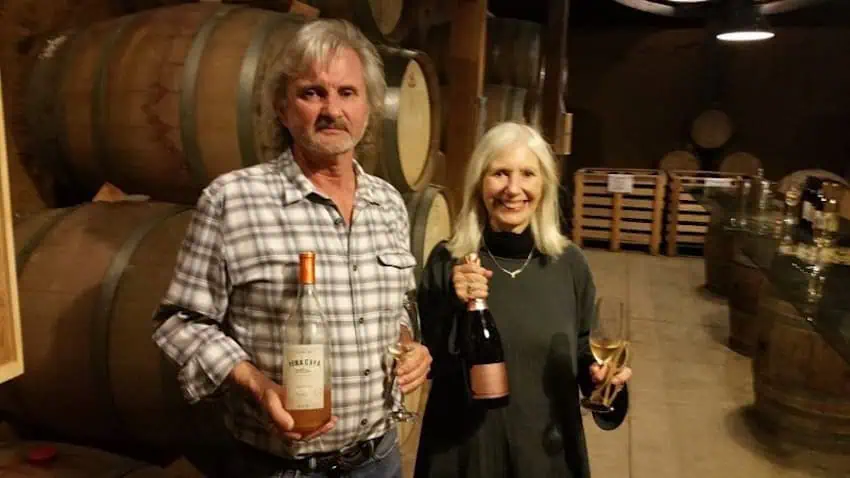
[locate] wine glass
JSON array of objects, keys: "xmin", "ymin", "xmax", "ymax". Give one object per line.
[
  {"xmin": 581, "ymin": 296, "xmax": 630, "ymax": 413},
  {"xmin": 382, "ymin": 290, "xmax": 419, "ymax": 424}
]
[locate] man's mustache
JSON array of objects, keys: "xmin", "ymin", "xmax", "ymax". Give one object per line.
[{"xmin": 315, "ymin": 115, "xmax": 348, "ymax": 132}]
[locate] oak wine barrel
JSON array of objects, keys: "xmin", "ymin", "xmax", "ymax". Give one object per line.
[
  {"xmin": 0, "ymin": 441, "xmax": 169, "ymax": 477},
  {"xmin": 754, "ymin": 281, "xmax": 850, "ymax": 452},
  {"xmin": 659, "ymin": 150, "xmax": 699, "ymax": 172},
  {"xmin": 703, "ymin": 202, "xmax": 735, "ymax": 297},
  {"xmin": 1, "ymin": 201, "xmax": 231, "ymax": 457},
  {"xmin": 425, "ymin": 17, "xmax": 541, "ymax": 90},
  {"xmin": 368, "ymin": 46, "xmax": 441, "ymax": 194},
  {"xmin": 27, "ymin": 4, "xmax": 311, "ymax": 205},
  {"xmin": 404, "ymin": 185, "xmax": 452, "ymax": 287},
  {"xmin": 0, "ymin": 0, "xmax": 167, "ymax": 208},
  {"xmin": 719, "ymin": 152, "xmax": 762, "ymax": 176},
  {"xmin": 690, "ymin": 109, "xmax": 732, "ymax": 149},
  {"xmin": 308, "ymin": 0, "xmax": 414, "ymax": 44},
  {"xmin": 727, "ymin": 252, "xmax": 764, "ymax": 356}
]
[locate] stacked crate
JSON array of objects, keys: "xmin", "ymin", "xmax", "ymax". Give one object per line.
[{"xmin": 572, "ymin": 168, "xmax": 667, "ymax": 255}]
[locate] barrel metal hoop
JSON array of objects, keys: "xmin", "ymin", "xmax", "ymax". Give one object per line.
[
  {"xmin": 180, "ymin": 5, "xmax": 241, "ymax": 190},
  {"xmin": 91, "ymin": 204, "xmax": 193, "ymax": 435},
  {"xmin": 15, "ymin": 206, "xmax": 82, "ymax": 275},
  {"xmin": 92, "ymin": 15, "xmax": 140, "ymax": 184},
  {"xmin": 379, "ymin": 50, "xmax": 411, "ymax": 192},
  {"xmin": 237, "ymin": 13, "xmax": 300, "ymax": 168}
]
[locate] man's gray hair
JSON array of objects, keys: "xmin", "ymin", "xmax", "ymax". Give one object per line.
[{"xmin": 273, "ymin": 19, "xmax": 386, "ymax": 116}]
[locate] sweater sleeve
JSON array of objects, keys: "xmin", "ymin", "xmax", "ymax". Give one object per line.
[
  {"xmin": 417, "ymin": 241, "xmax": 465, "ymax": 380},
  {"xmin": 568, "ymin": 245, "xmax": 598, "ymax": 398}
]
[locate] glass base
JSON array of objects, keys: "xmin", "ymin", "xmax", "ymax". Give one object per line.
[
  {"xmin": 581, "ymin": 397, "xmax": 616, "ymax": 414},
  {"xmin": 388, "ymin": 408, "xmax": 417, "ymax": 423}
]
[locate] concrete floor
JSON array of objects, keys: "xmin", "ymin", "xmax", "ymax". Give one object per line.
[{"xmin": 580, "ymin": 249, "xmax": 850, "ymax": 478}]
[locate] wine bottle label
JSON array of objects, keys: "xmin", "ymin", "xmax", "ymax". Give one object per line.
[
  {"xmin": 470, "ymin": 362, "xmax": 509, "ymax": 399},
  {"xmin": 802, "ymin": 201, "xmax": 814, "ymax": 222},
  {"xmin": 283, "ymin": 344, "xmax": 325, "ymax": 410}
]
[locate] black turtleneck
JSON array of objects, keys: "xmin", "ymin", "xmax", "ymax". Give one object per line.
[{"xmin": 481, "ymin": 225, "xmax": 536, "ymax": 259}]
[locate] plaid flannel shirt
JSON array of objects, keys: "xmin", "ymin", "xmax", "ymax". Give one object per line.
[{"xmin": 152, "ymin": 150, "xmax": 416, "ymax": 457}]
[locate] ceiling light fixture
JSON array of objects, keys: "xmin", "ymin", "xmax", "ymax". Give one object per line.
[{"xmin": 716, "ymin": 0, "xmax": 775, "ymax": 42}]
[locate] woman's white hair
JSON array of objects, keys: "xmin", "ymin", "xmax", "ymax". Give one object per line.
[
  {"xmin": 272, "ymin": 19, "xmax": 385, "ymax": 116},
  {"xmin": 447, "ymin": 121, "xmax": 569, "ymax": 260}
]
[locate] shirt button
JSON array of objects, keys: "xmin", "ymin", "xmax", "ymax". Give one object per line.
[
  {"xmin": 358, "ymin": 317, "xmax": 365, "ymax": 324},
  {"xmin": 352, "ymin": 264, "xmax": 358, "ymax": 271},
  {"xmin": 363, "ymin": 368, "xmax": 371, "ymax": 376},
  {"xmin": 360, "ymin": 418, "xmax": 368, "ymax": 426}
]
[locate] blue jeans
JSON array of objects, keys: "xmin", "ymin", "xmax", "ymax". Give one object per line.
[{"xmin": 226, "ymin": 429, "xmax": 402, "ymax": 478}]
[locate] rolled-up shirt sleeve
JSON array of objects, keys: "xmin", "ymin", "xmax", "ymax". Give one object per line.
[{"xmin": 152, "ymin": 188, "xmax": 249, "ymax": 404}]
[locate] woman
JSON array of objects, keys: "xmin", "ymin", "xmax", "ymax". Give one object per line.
[{"xmin": 414, "ymin": 122, "xmax": 632, "ymax": 478}]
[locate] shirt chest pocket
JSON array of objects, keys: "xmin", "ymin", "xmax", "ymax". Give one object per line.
[
  {"xmin": 373, "ymin": 249, "xmax": 416, "ymax": 314},
  {"xmin": 232, "ymin": 258, "xmax": 297, "ymax": 318}
]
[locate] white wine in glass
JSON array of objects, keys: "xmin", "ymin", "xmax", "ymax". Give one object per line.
[
  {"xmin": 582, "ymin": 297, "xmax": 630, "ymax": 413},
  {"xmin": 590, "ymin": 338, "xmax": 627, "ymax": 364},
  {"xmin": 383, "ymin": 290, "xmax": 419, "ymax": 424}
]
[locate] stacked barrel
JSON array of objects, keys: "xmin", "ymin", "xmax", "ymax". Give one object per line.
[{"xmin": 3, "ymin": 1, "xmax": 455, "ymax": 475}]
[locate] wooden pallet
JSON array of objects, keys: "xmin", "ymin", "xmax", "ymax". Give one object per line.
[
  {"xmin": 572, "ymin": 168, "xmax": 667, "ymax": 255},
  {"xmin": 666, "ymin": 170, "xmax": 742, "ymax": 256},
  {"xmin": 0, "ymin": 69, "xmax": 24, "ymax": 384}
]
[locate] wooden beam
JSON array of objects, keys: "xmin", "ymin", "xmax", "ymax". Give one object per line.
[
  {"xmin": 541, "ymin": 0, "xmax": 569, "ymax": 146},
  {"xmin": 444, "ymin": 0, "xmax": 487, "ymax": 214}
]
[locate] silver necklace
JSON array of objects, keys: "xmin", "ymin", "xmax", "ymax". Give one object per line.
[{"xmin": 483, "ymin": 242, "xmax": 534, "ymax": 279}]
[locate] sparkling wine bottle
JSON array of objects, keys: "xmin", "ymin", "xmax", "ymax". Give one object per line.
[
  {"xmin": 283, "ymin": 251, "xmax": 332, "ymax": 434},
  {"xmin": 464, "ymin": 253, "xmax": 510, "ymax": 406}
]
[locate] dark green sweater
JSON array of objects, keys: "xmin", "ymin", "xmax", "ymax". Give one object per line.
[{"xmin": 415, "ymin": 238, "xmax": 598, "ymax": 478}]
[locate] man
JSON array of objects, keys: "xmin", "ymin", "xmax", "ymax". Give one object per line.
[{"xmin": 153, "ymin": 18, "xmax": 432, "ymax": 477}]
